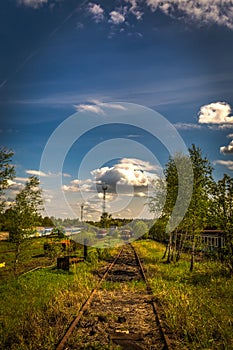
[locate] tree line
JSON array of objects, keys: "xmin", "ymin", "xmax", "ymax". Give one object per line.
[
  {"xmin": 148, "ymin": 144, "xmax": 233, "ymax": 273},
  {"xmin": 1, "ymin": 145, "xmax": 232, "ymax": 274}
]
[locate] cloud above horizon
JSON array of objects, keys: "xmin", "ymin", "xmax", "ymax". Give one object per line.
[
  {"xmin": 198, "ymin": 102, "xmax": 233, "ymax": 125},
  {"xmin": 62, "ymin": 158, "xmax": 160, "ymax": 196},
  {"xmin": 146, "ymin": 0, "xmax": 233, "ymax": 29},
  {"xmin": 17, "ymin": 0, "xmax": 48, "ymax": 8},
  {"xmin": 87, "ymin": 3, "xmax": 105, "ymax": 23},
  {"xmin": 17, "ymin": 0, "xmax": 233, "ymax": 30},
  {"xmin": 214, "ymin": 160, "xmax": 233, "ymax": 170},
  {"xmin": 220, "ymin": 140, "xmax": 233, "ymax": 155},
  {"xmin": 75, "ymin": 100, "xmax": 126, "ymax": 114}
]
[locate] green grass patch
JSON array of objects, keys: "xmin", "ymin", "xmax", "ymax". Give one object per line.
[
  {"xmin": 134, "ymin": 240, "xmax": 233, "ymax": 350},
  {"xmin": 0, "ymin": 248, "xmax": 114, "ymax": 350}
]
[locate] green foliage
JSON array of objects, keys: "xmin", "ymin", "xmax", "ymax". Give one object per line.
[
  {"xmin": 0, "ymin": 262, "xmax": 99, "ymax": 349},
  {"xmin": 149, "ymin": 144, "xmax": 216, "ymax": 270},
  {"xmin": 42, "ymin": 216, "xmax": 55, "ymax": 227},
  {"xmin": 149, "ymin": 215, "xmax": 169, "ymax": 242},
  {"xmin": 134, "ymin": 240, "xmax": 233, "ymax": 349},
  {"xmin": 0, "ymin": 147, "xmax": 15, "ymax": 214},
  {"xmin": 8, "ymin": 176, "xmax": 43, "ymax": 243},
  {"xmin": 211, "ymin": 174, "xmax": 233, "ymax": 272},
  {"xmin": 132, "ymin": 220, "xmax": 148, "ymax": 239},
  {"xmin": 6, "ymin": 176, "xmax": 43, "ymax": 274}
]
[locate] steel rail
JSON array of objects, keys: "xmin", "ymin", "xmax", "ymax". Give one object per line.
[
  {"xmin": 131, "ymin": 243, "xmax": 172, "ymax": 350},
  {"xmin": 55, "ymin": 247, "xmax": 123, "ymax": 350}
]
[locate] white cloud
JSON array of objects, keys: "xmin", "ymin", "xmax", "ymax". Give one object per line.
[
  {"xmin": 75, "ymin": 100, "xmax": 126, "ymax": 115},
  {"xmin": 87, "ymin": 3, "xmax": 105, "ymax": 23},
  {"xmin": 62, "ymin": 178, "xmax": 93, "ymax": 193},
  {"xmin": 89, "ymin": 99, "xmax": 127, "ymax": 111},
  {"xmin": 26, "ymin": 169, "xmax": 48, "ymax": 177},
  {"xmin": 75, "ymin": 103, "xmax": 105, "ymax": 115},
  {"xmin": 174, "ymin": 122, "xmax": 202, "ymax": 130},
  {"xmin": 227, "ymin": 133, "xmax": 233, "ymax": 138},
  {"xmin": 214, "ymin": 160, "xmax": 233, "ymax": 170},
  {"xmin": 5, "ymin": 180, "xmax": 24, "ymax": 193},
  {"xmin": 220, "ymin": 140, "xmax": 233, "ymax": 155},
  {"xmin": 62, "ymin": 184, "xmax": 80, "ymax": 193},
  {"xmin": 198, "ymin": 102, "xmax": 233, "ymax": 124},
  {"xmin": 91, "ymin": 158, "xmax": 160, "ymax": 194},
  {"xmin": 125, "ymin": 0, "xmax": 144, "ymax": 19},
  {"xmin": 145, "ymin": 0, "xmax": 233, "ymax": 29},
  {"xmin": 15, "ymin": 177, "xmax": 28, "ymax": 182},
  {"xmin": 17, "ymin": 0, "xmax": 48, "ymax": 9},
  {"xmin": 26, "ymin": 170, "xmax": 70, "ymax": 178},
  {"xmin": 109, "ymin": 11, "xmax": 126, "ymax": 25}
]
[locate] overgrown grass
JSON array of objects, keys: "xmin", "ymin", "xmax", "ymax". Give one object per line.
[
  {"xmin": 0, "ymin": 237, "xmax": 55, "ymax": 277},
  {"xmin": 134, "ymin": 240, "xmax": 233, "ymax": 349},
  {"xmin": 0, "ymin": 246, "xmax": 118, "ymax": 350}
]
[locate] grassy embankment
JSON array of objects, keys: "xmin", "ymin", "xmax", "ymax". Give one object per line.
[
  {"xmin": 134, "ymin": 240, "xmax": 233, "ymax": 350},
  {"xmin": 1, "ymin": 238, "xmax": 232, "ymax": 349},
  {"xmin": 0, "ymin": 237, "xmax": 117, "ymax": 350}
]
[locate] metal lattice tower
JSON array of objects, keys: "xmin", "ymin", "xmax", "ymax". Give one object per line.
[
  {"xmin": 80, "ymin": 203, "xmax": 84, "ymax": 222},
  {"xmin": 102, "ymin": 184, "xmax": 108, "ymax": 214}
]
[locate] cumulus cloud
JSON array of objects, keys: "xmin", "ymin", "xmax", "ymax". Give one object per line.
[
  {"xmin": 86, "ymin": 1, "xmax": 233, "ymax": 30},
  {"xmin": 220, "ymin": 140, "xmax": 233, "ymax": 155},
  {"xmin": 125, "ymin": 0, "xmax": 144, "ymax": 19},
  {"xmin": 87, "ymin": 3, "xmax": 105, "ymax": 23},
  {"xmin": 214, "ymin": 160, "xmax": 233, "ymax": 170},
  {"xmin": 91, "ymin": 158, "xmax": 160, "ymax": 195},
  {"xmin": 109, "ymin": 11, "xmax": 126, "ymax": 24},
  {"xmin": 145, "ymin": 0, "xmax": 233, "ymax": 29},
  {"xmin": 62, "ymin": 178, "xmax": 93, "ymax": 193},
  {"xmin": 198, "ymin": 102, "xmax": 233, "ymax": 125},
  {"xmin": 17, "ymin": 0, "xmax": 48, "ymax": 9},
  {"xmin": 62, "ymin": 158, "xmax": 160, "ymax": 198}
]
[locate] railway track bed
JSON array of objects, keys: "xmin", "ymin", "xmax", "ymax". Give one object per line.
[{"xmin": 57, "ymin": 243, "xmax": 170, "ymax": 350}]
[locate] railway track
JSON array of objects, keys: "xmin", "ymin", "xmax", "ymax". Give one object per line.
[{"xmin": 56, "ymin": 243, "xmax": 172, "ymax": 350}]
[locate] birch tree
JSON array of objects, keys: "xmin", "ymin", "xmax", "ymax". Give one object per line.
[
  {"xmin": 0, "ymin": 147, "xmax": 15, "ymax": 213},
  {"xmin": 8, "ymin": 176, "xmax": 43, "ymax": 275}
]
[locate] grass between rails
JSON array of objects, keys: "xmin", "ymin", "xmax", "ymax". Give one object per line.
[{"xmin": 133, "ymin": 240, "xmax": 233, "ymax": 350}]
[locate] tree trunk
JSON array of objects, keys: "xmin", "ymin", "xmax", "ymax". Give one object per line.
[
  {"xmin": 176, "ymin": 231, "xmax": 188, "ymax": 262},
  {"xmin": 190, "ymin": 235, "xmax": 195, "ymax": 272},
  {"xmin": 166, "ymin": 232, "xmax": 173, "ymax": 263},
  {"xmin": 176, "ymin": 232, "xmax": 182, "ymax": 262},
  {"xmin": 171, "ymin": 231, "xmax": 177, "ymax": 262},
  {"xmin": 162, "ymin": 242, "xmax": 169, "ymax": 259}
]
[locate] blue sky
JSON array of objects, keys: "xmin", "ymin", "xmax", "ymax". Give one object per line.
[{"xmin": 1, "ymin": 0, "xmax": 233, "ymax": 220}]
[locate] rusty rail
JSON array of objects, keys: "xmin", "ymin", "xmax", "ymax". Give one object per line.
[
  {"xmin": 132, "ymin": 243, "xmax": 172, "ymax": 350},
  {"xmin": 56, "ymin": 243, "xmax": 172, "ymax": 350},
  {"xmin": 55, "ymin": 247, "xmax": 123, "ymax": 350}
]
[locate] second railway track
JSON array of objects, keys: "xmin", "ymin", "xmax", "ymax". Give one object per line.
[{"xmin": 56, "ymin": 243, "xmax": 171, "ymax": 350}]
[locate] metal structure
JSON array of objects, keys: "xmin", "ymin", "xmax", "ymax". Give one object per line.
[
  {"xmin": 102, "ymin": 184, "xmax": 108, "ymax": 214},
  {"xmin": 80, "ymin": 203, "xmax": 84, "ymax": 222}
]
